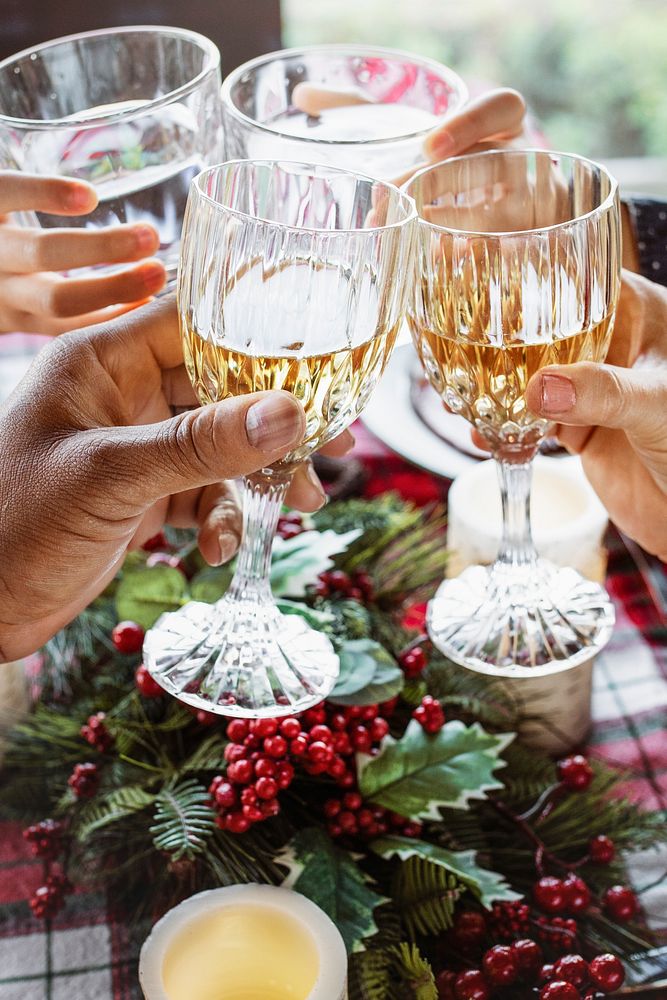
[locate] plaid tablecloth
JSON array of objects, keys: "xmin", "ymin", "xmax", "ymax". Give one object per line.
[{"xmin": 0, "ymin": 368, "xmax": 665, "ymax": 999}]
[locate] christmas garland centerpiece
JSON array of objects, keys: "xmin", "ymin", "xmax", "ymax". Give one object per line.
[{"xmin": 3, "ymin": 495, "xmax": 664, "ymax": 1000}]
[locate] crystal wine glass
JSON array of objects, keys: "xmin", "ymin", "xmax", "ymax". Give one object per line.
[
  {"xmin": 0, "ymin": 26, "xmax": 223, "ymax": 281},
  {"xmin": 221, "ymin": 45, "xmax": 467, "ymax": 178},
  {"xmin": 143, "ymin": 160, "xmax": 416, "ymax": 716},
  {"xmin": 405, "ymin": 149, "xmax": 621, "ymax": 669}
]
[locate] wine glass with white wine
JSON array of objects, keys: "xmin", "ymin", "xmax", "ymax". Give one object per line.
[
  {"xmin": 405, "ymin": 149, "xmax": 621, "ymax": 670},
  {"xmin": 143, "ymin": 160, "xmax": 416, "ymax": 716}
]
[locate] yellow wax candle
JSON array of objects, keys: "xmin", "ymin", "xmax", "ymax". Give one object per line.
[
  {"xmin": 139, "ymin": 885, "xmax": 348, "ymax": 1000},
  {"xmin": 162, "ymin": 904, "xmax": 319, "ymax": 1000}
]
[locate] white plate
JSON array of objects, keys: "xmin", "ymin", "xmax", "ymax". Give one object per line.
[{"xmin": 361, "ymin": 343, "xmax": 487, "ymax": 479}]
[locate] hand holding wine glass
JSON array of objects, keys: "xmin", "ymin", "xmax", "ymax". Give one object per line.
[
  {"xmin": 144, "ymin": 160, "xmax": 416, "ymax": 716},
  {"xmin": 0, "ymin": 172, "xmax": 166, "ymax": 334}
]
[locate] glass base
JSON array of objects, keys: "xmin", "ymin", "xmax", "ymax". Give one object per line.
[
  {"xmin": 143, "ymin": 599, "xmax": 339, "ymax": 717},
  {"xmin": 427, "ymin": 560, "xmax": 615, "ymax": 671}
]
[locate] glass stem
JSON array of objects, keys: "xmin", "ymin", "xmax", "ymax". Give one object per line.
[
  {"xmin": 226, "ymin": 472, "xmax": 291, "ymax": 605},
  {"xmin": 495, "ymin": 459, "xmax": 539, "ymax": 570}
]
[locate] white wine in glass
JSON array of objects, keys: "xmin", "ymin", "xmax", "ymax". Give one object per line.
[
  {"xmin": 406, "ymin": 149, "xmax": 621, "ymax": 670},
  {"xmin": 143, "ymin": 160, "xmax": 416, "ymax": 717}
]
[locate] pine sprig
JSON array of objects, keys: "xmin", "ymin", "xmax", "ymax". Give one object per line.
[
  {"xmin": 149, "ymin": 779, "xmax": 216, "ymax": 860},
  {"xmin": 392, "ymin": 856, "xmax": 462, "ymax": 937},
  {"xmin": 74, "ymin": 784, "xmax": 157, "ymax": 841}
]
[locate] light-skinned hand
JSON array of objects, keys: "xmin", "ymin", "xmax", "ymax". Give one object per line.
[{"xmin": 0, "ymin": 171, "xmax": 166, "ymax": 335}]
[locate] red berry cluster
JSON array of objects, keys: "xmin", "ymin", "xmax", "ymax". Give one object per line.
[
  {"xmin": 314, "ymin": 569, "xmax": 374, "ymax": 603},
  {"xmin": 534, "ymin": 875, "xmax": 591, "ymax": 915},
  {"xmin": 80, "ymin": 712, "xmax": 114, "ymax": 752},
  {"xmin": 135, "ymin": 664, "xmax": 163, "ymax": 699},
  {"xmin": 436, "ymin": 943, "xmax": 624, "ymax": 1000},
  {"xmin": 323, "ymin": 792, "xmax": 422, "ymax": 841},
  {"xmin": 29, "ymin": 871, "xmax": 73, "ymax": 920},
  {"xmin": 488, "ymin": 900, "xmax": 531, "ymax": 941},
  {"xmin": 412, "ymin": 694, "xmax": 445, "ymax": 733},
  {"xmin": 536, "ymin": 916, "xmax": 579, "ymax": 954},
  {"xmin": 277, "ymin": 511, "xmax": 305, "ymax": 540},
  {"xmin": 111, "ymin": 620, "xmax": 145, "ymax": 655},
  {"xmin": 398, "ymin": 644, "xmax": 428, "ymax": 678},
  {"xmin": 208, "ymin": 717, "xmax": 297, "ymax": 834},
  {"xmin": 302, "ymin": 702, "xmax": 390, "ymax": 783},
  {"xmin": 23, "ymin": 819, "xmax": 64, "ymax": 860},
  {"xmin": 538, "ymin": 952, "xmax": 625, "ymax": 998},
  {"xmin": 68, "ymin": 762, "xmax": 100, "ymax": 799}
]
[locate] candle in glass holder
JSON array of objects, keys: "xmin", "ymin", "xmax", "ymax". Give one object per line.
[{"xmin": 139, "ymin": 885, "xmax": 347, "ymax": 1000}]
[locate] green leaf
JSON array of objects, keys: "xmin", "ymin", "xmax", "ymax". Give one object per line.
[
  {"xmin": 271, "ymin": 529, "xmax": 361, "ymax": 597},
  {"xmin": 370, "ymin": 835, "xmax": 521, "ymax": 910},
  {"xmin": 150, "ymin": 778, "xmax": 216, "ymax": 860},
  {"xmin": 329, "ymin": 639, "xmax": 404, "ymax": 706},
  {"xmin": 189, "ymin": 565, "xmax": 235, "ymax": 603},
  {"xmin": 115, "ymin": 566, "xmax": 188, "ymax": 629},
  {"xmin": 275, "ymin": 827, "xmax": 386, "ymax": 953},
  {"xmin": 276, "ymin": 599, "xmax": 335, "ymax": 629},
  {"xmin": 76, "ymin": 784, "xmax": 157, "ymax": 840},
  {"xmin": 358, "ymin": 720, "xmax": 513, "ymax": 820}
]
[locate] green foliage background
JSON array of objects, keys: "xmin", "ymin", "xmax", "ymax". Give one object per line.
[{"xmin": 283, "ymin": 0, "xmax": 667, "ymax": 159}]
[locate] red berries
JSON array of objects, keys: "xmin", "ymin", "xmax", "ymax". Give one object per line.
[
  {"xmin": 323, "ymin": 790, "xmax": 421, "ymax": 841},
  {"xmin": 68, "ymin": 762, "xmax": 99, "ymax": 799},
  {"xmin": 29, "ymin": 871, "xmax": 73, "ymax": 920},
  {"xmin": 482, "ymin": 945, "xmax": 518, "ymax": 986},
  {"xmin": 453, "ymin": 969, "xmax": 490, "ymax": 1000},
  {"xmin": 562, "ymin": 875, "xmax": 591, "ymax": 914},
  {"xmin": 556, "ymin": 755, "xmax": 594, "ymax": 791},
  {"xmin": 536, "ymin": 917, "xmax": 578, "ymax": 954},
  {"xmin": 534, "ymin": 876, "xmax": 567, "ymax": 914},
  {"xmin": 398, "ymin": 645, "xmax": 428, "ymax": 678},
  {"xmin": 80, "ymin": 712, "xmax": 114, "ymax": 752},
  {"xmin": 588, "ymin": 954, "xmax": 625, "ymax": 993},
  {"xmin": 314, "ymin": 568, "xmax": 374, "ymax": 602},
  {"xmin": 277, "ymin": 512, "xmax": 304, "ymax": 540},
  {"xmin": 489, "ymin": 900, "xmax": 531, "ymax": 940},
  {"xmin": 451, "ymin": 910, "xmax": 487, "ymax": 952},
  {"xmin": 540, "ymin": 983, "xmax": 580, "ymax": 1000},
  {"xmin": 589, "ymin": 835, "xmax": 615, "ymax": 864},
  {"xmin": 135, "ymin": 664, "xmax": 163, "ymax": 698},
  {"xmin": 111, "ymin": 620, "xmax": 145, "ymax": 655},
  {"xmin": 602, "ymin": 885, "xmax": 638, "ymax": 922},
  {"xmin": 412, "ymin": 695, "xmax": 445, "ymax": 733},
  {"xmin": 23, "ymin": 819, "xmax": 64, "ymax": 860}
]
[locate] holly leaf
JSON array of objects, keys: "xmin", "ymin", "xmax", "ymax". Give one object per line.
[
  {"xmin": 275, "ymin": 827, "xmax": 387, "ymax": 953},
  {"xmin": 329, "ymin": 639, "xmax": 404, "ymax": 706},
  {"xmin": 358, "ymin": 720, "xmax": 513, "ymax": 820},
  {"xmin": 189, "ymin": 565, "xmax": 235, "ymax": 604},
  {"xmin": 370, "ymin": 836, "xmax": 521, "ymax": 909},
  {"xmin": 276, "ymin": 599, "xmax": 335, "ymax": 629},
  {"xmin": 271, "ymin": 529, "xmax": 361, "ymax": 597},
  {"xmin": 115, "ymin": 566, "xmax": 188, "ymax": 629}
]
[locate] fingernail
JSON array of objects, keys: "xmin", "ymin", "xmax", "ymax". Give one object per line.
[
  {"xmin": 305, "ymin": 462, "xmax": 327, "ymax": 508},
  {"xmin": 246, "ymin": 394, "xmax": 304, "ymax": 451},
  {"xmin": 216, "ymin": 531, "xmax": 239, "ymax": 566},
  {"xmin": 540, "ymin": 373, "xmax": 576, "ymax": 415},
  {"xmin": 426, "ymin": 129, "xmax": 456, "ymax": 160},
  {"xmin": 134, "ymin": 224, "xmax": 157, "ymax": 253},
  {"xmin": 140, "ymin": 262, "xmax": 166, "ymax": 291},
  {"xmin": 65, "ymin": 183, "xmax": 94, "ymax": 212}
]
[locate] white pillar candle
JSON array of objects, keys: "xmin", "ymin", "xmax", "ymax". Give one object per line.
[
  {"xmin": 444, "ymin": 457, "xmax": 609, "ymax": 754},
  {"xmin": 139, "ymin": 884, "xmax": 347, "ymax": 1000},
  {"xmin": 446, "ymin": 457, "xmax": 609, "ymax": 583}
]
